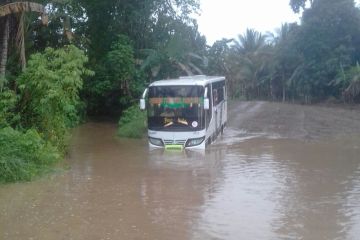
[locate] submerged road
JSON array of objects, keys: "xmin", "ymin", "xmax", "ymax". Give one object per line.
[{"xmin": 1, "ymin": 101, "xmax": 360, "ymax": 239}]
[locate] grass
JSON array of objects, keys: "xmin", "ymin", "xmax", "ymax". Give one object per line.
[
  {"xmin": 117, "ymin": 105, "xmax": 147, "ymax": 138},
  {"xmin": 0, "ymin": 127, "xmax": 60, "ymax": 183}
]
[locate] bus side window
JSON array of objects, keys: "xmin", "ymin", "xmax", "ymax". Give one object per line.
[
  {"xmin": 212, "ymin": 82, "xmax": 225, "ymax": 106},
  {"xmin": 213, "ymin": 89, "xmax": 218, "ymax": 105},
  {"xmin": 218, "ymin": 84, "xmax": 224, "ymax": 102},
  {"xmin": 223, "ymin": 86, "xmax": 226, "ymax": 101}
]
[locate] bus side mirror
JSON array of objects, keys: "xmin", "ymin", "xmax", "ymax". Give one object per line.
[
  {"xmin": 204, "ymin": 98, "xmax": 210, "ymax": 110},
  {"xmin": 140, "ymin": 99, "xmax": 146, "ymax": 110}
]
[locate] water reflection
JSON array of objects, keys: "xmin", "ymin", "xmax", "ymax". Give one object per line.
[
  {"xmin": 192, "ymin": 138, "xmax": 360, "ymax": 240},
  {"xmin": 192, "ymin": 141, "xmax": 290, "ymax": 240},
  {"xmin": 270, "ymin": 140, "xmax": 360, "ymax": 240},
  {"xmin": 345, "ymin": 165, "xmax": 360, "ymax": 240},
  {"xmin": 141, "ymin": 147, "xmax": 227, "ymax": 239},
  {"xmin": 1, "ymin": 123, "xmax": 360, "ymax": 240}
]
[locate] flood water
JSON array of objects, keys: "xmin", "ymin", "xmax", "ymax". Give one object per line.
[{"xmin": 1, "ymin": 122, "xmax": 360, "ymax": 240}]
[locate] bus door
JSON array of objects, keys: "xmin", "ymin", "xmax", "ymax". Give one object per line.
[
  {"xmin": 213, "ymin": 88, "xmax": 220, "ymax": 133},
  {"xmin": 212, "ymin": 82, "xmax": 225, "ymax": 135}
]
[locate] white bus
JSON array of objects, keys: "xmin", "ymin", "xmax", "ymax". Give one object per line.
[{"xmin": 140, "ymin": 75, "xmax": 227, "ymax": 149}]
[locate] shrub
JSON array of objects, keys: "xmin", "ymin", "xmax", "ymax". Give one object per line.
[
  {"xmin": 0, "ymin": 46, "xmax": 92, "ymax": 183},
  {"xmin": 17, "ymin": 45, "xmax": 93, "ymax": 151},
  {"xmin": 0, "ymin": 127, "xmax": 60, "ymax": 183},
  {"xmin": 118, "ymin": 105, "xmax": 146, "ymax": 138},
  {"xmin": 0, "ymin": 90, "xmax": 19, "ymax": 128}
]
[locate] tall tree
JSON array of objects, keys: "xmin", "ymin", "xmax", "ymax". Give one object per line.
[
  {"xmin": 293, "ymin": 0, "xmax": 360, "ymax": 101},
  {"xmin": 0, "ymin": 15, "xmax": 9, "ymax": 91},
  {"xmin": 289, "ymin": 0, "xmax": 313, "ymax": 13},
  {"xmin": 207, "ymin": 38, "xmax": 232, "ymax": 76},
  {"xmin": 229, "ymin": 29, "xmax": 271, "ymax": 99},
  {"xmin": 75, "ymin": 0, "xmax": 203, "ymax": 114},
  {"xmin": 271, "ymin": 23, "xmax": 301, "ymax": 101}
]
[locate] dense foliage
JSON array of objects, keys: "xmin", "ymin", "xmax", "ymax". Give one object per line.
[
  {"xmin": 2, "ymin": 0, "xmax": 360, "ymax": 109},
  {"xmin": 34, "ymin": 0, "xmax": 203, "ymax": 115},
  {"xmin": 0, "ymin": 0, "xmax": 201, "ymax": 182},
  {"xmin": 84, "ymin": 35, "xmax": 139, "ymax": 114},
  {"xmin": 18, "ymin": 45, "xmax": 92, "ymax": 150},
  {"xmin": 0, "ymin": 127, "xmax": 59, "ymax": 183},
  {"xmin": 0, "ymin": 45, "xmax": 90, "ymax": 182},
  {"xmin": 0, "ymin": 90, "xmax": 18, "ymax": 128}
]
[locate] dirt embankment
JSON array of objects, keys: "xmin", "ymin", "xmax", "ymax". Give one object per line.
[{"xmin": 228, "ymin": 101, "xmax": 360, "ymax": 141}]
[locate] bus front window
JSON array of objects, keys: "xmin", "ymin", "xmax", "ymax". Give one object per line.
[{"xmin": 147, "ymin": 86, "xmax": 205, "ymax": 131}]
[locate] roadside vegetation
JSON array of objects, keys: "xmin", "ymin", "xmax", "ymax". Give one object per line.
[
  {"xmin": 0, "ymin": 44, "xmax": 91, "ymax": 183},
  {"xmin": 1, "ymin": 0, "xmax": 360, "ymax": 181},
  {"xmin": 118, "ymin": 105, "xmax": 147, "ymax": 139}
]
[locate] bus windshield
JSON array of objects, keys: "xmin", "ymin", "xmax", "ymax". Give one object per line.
[{"xmin": 147, "ymin": 86, "xmax": 205, "ymax": 131}]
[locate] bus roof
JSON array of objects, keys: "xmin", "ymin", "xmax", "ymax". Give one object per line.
[{"xmin": 149, "ymin": 75, "xmax": 225, "ymax": 87}]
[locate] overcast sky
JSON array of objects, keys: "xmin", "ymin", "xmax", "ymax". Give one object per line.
[
  {"xmin": 197, "ymin": 0, "xmax": 360, "ymax": 44},
  {"xmin": 196, "ymin": 0, "xmax": 302, "ymax": 44}
]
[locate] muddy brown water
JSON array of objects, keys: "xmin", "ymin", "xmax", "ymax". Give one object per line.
[{"xmin": 1, "ymin": 121, "xmax": 360, "ymax": 240}]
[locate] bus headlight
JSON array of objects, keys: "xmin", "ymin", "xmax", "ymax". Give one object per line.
[
  {"xmin": 186, "ymin": 137, "xmax": 205, "ymax": 147},
  {"xmin": 149, "ymin": 137, "xmax": 164, "ymax": 147}
]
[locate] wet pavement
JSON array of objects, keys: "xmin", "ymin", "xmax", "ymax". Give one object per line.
[{"xmin": 1, "ymin": 121, "xmax": 360, "ymax": 240}]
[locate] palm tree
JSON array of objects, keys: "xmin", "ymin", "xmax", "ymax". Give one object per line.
[
  {"xmin": 233, "ymin": 29, "xmax": 267, "ymax": 55},
  {"xmin": 273, "ymin": 23, "xmax": 293, "ymax": 102},
  {"xmin": 0, "ymin": 1, "xmax": 47, "ymax": 89},
  {"xmin": 230, "ymin": 29, "xmax": 270, "ymax": 99},
  {"xmin": 270, "ymin": 23, "xmax": 303, "ymax": 102},
  {"xmin": 140, "ymin": 37, "xmax": 207, "ymax": 80}
]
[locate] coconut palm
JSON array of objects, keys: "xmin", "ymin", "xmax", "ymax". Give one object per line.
[
  {"xmin": 271, "ymin": 23, "xmax": 299, "ymax": 101},
  {"xmin": 270, "ymin": 23, "xmax": 307, "ymax": 102},
  {"xmin": 233, "ymin": 29, "xmax": 267, "ymax": 55},
  {"xmin": 0, "ymin": 1, "xmax": 47, "ymax": 89},
  {"xmin": 140, "ymin": 33, "xmax": 207, "ymax": 80},
  {"xmin": 230, "ymin": 29, "xmax": 271, "ymax": 99}
]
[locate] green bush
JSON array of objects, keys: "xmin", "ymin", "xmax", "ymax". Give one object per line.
[
  {"xmin": 0, "ymin": 127, "xmax": 60, "ymax": 183},
  {"xmin": 0, "ymin": 46, "xmax": 92, "ymax": 183},
  {"xmin": 118, "ymin": 105, "xmax": 146, "ymax": 138},
  {"xmin": 17, "ymin": 45, "xmax": 93, "ymax": 151},
  {"xmin": 0, "ymin": 90, "xmax": 19, "ymax": 128}
]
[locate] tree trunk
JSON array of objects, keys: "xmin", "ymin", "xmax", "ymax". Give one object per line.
[
  {"xmin": 0, "ymin": 16, "xmax": 9, "ymax": 91},
  {"xmin": 282, "ymin": 73, "xmax": 286, "ymax": 102},
  {"xmin": 282, "ymin": 84, "xmax": 286, "ymax": 102},
  {"xmin": 17, "ymin": 11, "xmax": 26, "ymax": 71}
]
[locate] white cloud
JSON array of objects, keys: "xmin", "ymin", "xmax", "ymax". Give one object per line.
[
  {"xmin": 198, "ymin": 0, "xmax": 360, "ymax": 44},
  {"xmin": 197, "ymin": 0, "xmax": 301, "ymax": 44}
]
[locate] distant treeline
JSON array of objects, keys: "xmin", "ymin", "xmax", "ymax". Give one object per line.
[
  {"xmin": 2, "ymin": 1, "xmax": 360, "ymax": 117},
  {"xmin": 212, "ymin": 0, "xmax": 360, "ymax": 103}
]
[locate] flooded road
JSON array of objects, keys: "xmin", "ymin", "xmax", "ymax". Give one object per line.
[{"xmin": 2, "ymin": 102, "xmax": 360, "ymax": 239}]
